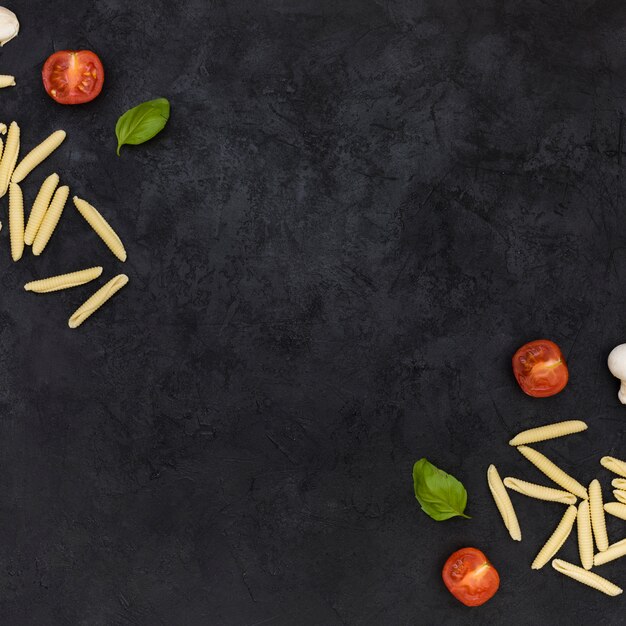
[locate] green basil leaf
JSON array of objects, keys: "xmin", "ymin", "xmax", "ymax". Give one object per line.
[
  {"xmin": 115, "ymin": 97, "xmax": 170, "ymax": 155},
  {"xmin": 412, "ymin": 458, "xmax": 470, "ymax": 521}
]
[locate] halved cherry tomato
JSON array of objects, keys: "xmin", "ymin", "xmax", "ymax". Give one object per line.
[
  {"xmin": 442, "ymin": 547, "xmax": 500, "ymax": 607},
  {"xmin": 42, "ymin": 50, "xmax": 104, "ymax": 105},
  {"xmin": 512, "ymin": 339, "xmax": 568, "ymax": 398}
]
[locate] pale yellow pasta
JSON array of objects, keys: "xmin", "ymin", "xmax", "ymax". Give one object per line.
[
  {"xmin": 0, "ymin": 120, "xmax": 19, "ymax": 197},
  {"xmin": 517, "ymin": 446, "xmax": 588, "ymax": 500},
  {"xmin": 0, "ymin": 123, "xmax": 7, "ymax": 134},
  {"xmin": 601, "ymin": 456, "xmax": 626, "ymax": 478},
  {"xmin": 613, "ymin": 490, "xmax": 626, "ymax": 505},
  {"xmin": 487, "ymin": 465, "xmax": 521, "ymax": 541},
  {"xmin": 594, "ymin": 537, "xmax": 626, "ymax": 566},
  {"xmin": 577, "ymin": 500, "xmax": 593, "ymax": 570},
  {"xmin": 552, "ymin": 559, "xmax": 622, "ymax": 596},
  {"xmin": 12, "ymin": 130, "xmax": 66, "ymax": 183},
  {"xmin": 73, "ymin": 196, "xmax": 127, "ymax": 262},
  {"xmin": 68, "ymin": 274, "xmax": 129, "ymax": 328},
  {"xmin": 8, "ymin": 182, "xmax": 23, "ymax": 261},
  {"xmin": 612, "ymin": 478, "xmax": 626, "ymax": 490},
  {"xmin": 24, "ymin": 173, "xmax": 59, "ymax": 245},
  {"xmin": 503, "ymin": 477, "xmax": 577, "ymax": 504},
  {"xmin": 24, "ymin": 266, "xmax": 102, "ymax": 293},
  {"xmin": 604, "ymin": 502, "xmax": 626, "ymax": 521},
  {"xmin": 0, "ymin": 75, "xmax": 15, "ymax": 88},
  {"xmin": 32, "ymin": 184, "xmax": 68, "ymax": 256},
  {"xmin": 589, "ymin": 479, "xmax": 609, "ymax": 552},
  {"xmin": 531, "ymin": 505, "xmax": 577, "ymax": 569},
  {"xmin": 509, "ymin": 420, "xmax": 587, "ymax": 446}
]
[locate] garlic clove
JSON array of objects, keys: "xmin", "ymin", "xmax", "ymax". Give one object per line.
[
  {"xmin": 0, "ymin": 7, "xmax": 19, "ymax": 47},
  {"xmin": 607, "ymin": 344, "xmax": 626, "ymax": 405}
]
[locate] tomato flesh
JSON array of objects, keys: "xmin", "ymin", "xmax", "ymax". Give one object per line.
[
  {"xmin": 42, "ymin": 50, "xmax": 104, "ymax": 105},
  {"xmin": 512, "ymin": 339, "xmax": 568, "ymax": 398},
  {"xmin": 442, "ymin": 547, "xmax": 500, "ymax": 607}
]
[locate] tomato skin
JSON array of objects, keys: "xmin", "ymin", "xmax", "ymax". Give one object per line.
[
  {"xmin": 512, "ymin": 339, "xmax": 569, "ymax": 398},
  {"xmin": 42, "ymin": 50, "xmax": 104, "ymax": 105},
  {"xmin": 442, "ymin": 547, "xmax": 500, "ymax": 607}
]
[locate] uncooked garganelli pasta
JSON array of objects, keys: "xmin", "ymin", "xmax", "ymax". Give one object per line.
[
  {"xmin": 604, "ymin": 502, "xmax": 626, "ymax": 521},
  {"xmin": 0, "ymin": 74, "xmax": 15, "ymax": 88},
  {"xmin": 589, "ymin": 479, "xmax": 609, "ymax": 552},
  {"xmin": 601, "ymin": 456, "xmax": 626, "ymax": 478},
  {"xmin": 594, "ymin": 538, "xmax": 626, "ymax": 566},
  {"xmin": 487, "ymin": 465, "xmax": 521, "ymax": 541},
  {"xmin": 32, "ymin": 184, "xmax": 69, "ymax": 256},
  {"xmin": 73, "ymin": 196, "xmax": 127, "ymax": 262},
  {"xmin": 577, "ymin": 500, "xmax": 593, "ymax": 570},
  {"xmin": 552, "ymin": 559, "xmax": 622, "ymax": 596},
  {"xmin": 68, "ymin": 274, "xmax": 129, "ymax": 328},
  {"xmin": 531, "ymin": 505, "xmax": 577, "ymax": 569},
  {"xmin": 24, "ymin": 266, "xmax": 102, "ymax": 293},
  {"xmin": 0, "ymin": 120, "xmax": 19, "ymax": 197},
  {"xmin": 11, "ymin": 129, "xmax": 66, "ymax": 183},
  {"xmin": 508, "ymin": 420, "xmax": 588, "ymax": 446},
  {"xmin": 503, "ymin": 477, "xmax": 577, "ymax": 505},
  {"xmin": 24, "ymin": 172, "xmax": 59, "ymax": 245},
  {"xmin": 517, "ymin": 446, "xmax": 588, "ymax": 500},
  {"xmin": 8, "ymin": 181, "xmax": 23, "ymax": 261}
]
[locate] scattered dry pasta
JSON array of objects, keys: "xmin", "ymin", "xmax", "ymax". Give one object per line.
[
  {"xmin": 552, "ymin": 559, "xmax": 622, "ymax": 596},
  {"xmin": 594, "ymin": 538, "xmax": 626, "ymax": 566},
  {"xmin": 32, "ymin": 184, "xmax": 68, "ymax": 256},
  {"xmin": 24, "ymin": 172, "xmax": 59, "ymax": 245},
  {"xmin": 24, "ymin": 266, "xmax": 102, "ymax": 293},
  {"xmin": 531, "ymin": 505, "xmax": 577, "ymax": 569},
  {"xmin": 68, "ymin": 274, "xmax": 129, "ymax": 328},
  {"xmin": 0, "ymin": 120, "xmax": 19, "ymax": 197},
  {"xmin": 503, "ymin": 477, "xmax": 577, "ymax": 505},
  {"xmin": 12, "ymin": 130, "xmax": 66, "ymax": 183},
  {"xmin": 487, "ymin": 465, "xmax": 521, "ymax": 541},
  {"xmin": 508, "ymin": 420, "xmax": 587, "ymax": 446},
  {"xmin": 604, "ymin": 502, "xmax": 626, "ymax": 521},
  {"xmin": 601, "ymin": 456, "xmax": 626, "ymax": 478},
  {"xmin": 614, "ymin": 490, "xmax": 626, "ymax": 505},
  {"xmin": 612, "ymin": 478, "xmax": 626, "ymax": 491},
  {"xmin": 73, "ymin": 196, "xmax": 127, "ymax": 262},
  {"xmin": 0, "ymin": 74, "xmax": 15, "ymax": 88},
  {"xmin": 517, "ymin": 446, "xmax": 588, "ymax": 500},
  {"xmin": 589, "ymin": 479, "xmax": 609, "ymax": 552},
  {"xmin": 8, "ymin": 182, "xmax": 23, "ymax": 261},
  {"xmin": 577, "ymin": 500, "xmax": 593, "ymax": 570}
]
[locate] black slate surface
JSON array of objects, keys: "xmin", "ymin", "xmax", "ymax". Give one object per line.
[{"xmin": 2, "ymin": 0, "xmax": 626, "ymax": 624}]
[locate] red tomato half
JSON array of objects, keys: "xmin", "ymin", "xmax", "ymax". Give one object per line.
[
  {"xmin": 442, "ymin": 547, "xmax": 500, "ymax": 607},
  {"xmin": 42, "ymin": 50, "xmax": 104, "ymax": 104},
  {"xmin": 512, "ymin": 339, "xmax": 568, "ymax": 398}
]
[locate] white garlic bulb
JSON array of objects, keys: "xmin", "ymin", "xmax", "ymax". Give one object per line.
[{"xmin": 0, "ymin": 7, "xmax": 18, "ymax": 47}]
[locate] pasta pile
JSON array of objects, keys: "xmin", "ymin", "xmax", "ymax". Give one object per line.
[
  {"xmin": 488, "ymin": 420, "xmax": 626, "ymax": 597},
  {"xmin": 0, "ymin": 121, "xmax": 129, "ymax": 327}
]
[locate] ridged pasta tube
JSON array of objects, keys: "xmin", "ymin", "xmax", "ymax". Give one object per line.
[
  {"xmin": 12, "ymin": 130, "xmax": 65, "ymax": 183},
  {"xmin": 32, "ymin": 184, "xmax": 68, "ymax": 256},
  {"xmin": 509, "ymin": 420, "xmax": 588, "ymax": 446},
  {"xmin": 8, "ymin": 182, "xmax": 23, "ymax": 261},
  {"xmin": 503, "ymin": 477, "xmax": 577, "ymax": 505},
  {"xmin": 24, "ymin": 173, "xmax": 59, "ymax": 245},
  {"xmin": 531, "ymin": 505, "xmax": 577, "ymax": 569},
  {"xmin": 601, "ymin": 456, "xmax": 626, "ymax": 478},
  {"xmin": 0, "ymin": 120, "xmax": 19, "ymax": 197},
  {"xmin": 594, "ymin": 537, "xmax": 626, "ymax": 566},
  {"xmin": 68, "ymin": 274, "xmax": 129, "ymax": 328},
  {"xmin": 604, "ymin": 502, "xmax": 626, "ymax": 520},
  {"xmin": 577, "ymin": 500, "xmax": 593, "ymax": 570},
  {"xmin": 24, "ymin": 266, "xmax": 102, "ymax": 293},
  {"xmin": 552, "ymin": 559, "xmax": 622, "ymax": 596},
  {"xmin": 613, "ymin": 490, "xmax": 626, "ymax": 505},
  {"xmin": 0, "ymin": 75, "xmax": 15, "ymax": 88},
  {"xmin": 73, "ymin": 196, "xmax": 126, "ymax": 262},
  {"xmin": 589, "ymin": 479, "xmax": 609, "ymax": 552},
  {"xmin": 517, "ymin": 446, "xmax": 588, "ymax": 500},
  {"xmin": 612, "ymin": 478, "xmax": 626, "ymax": 490},
  {"xmin": 487, "ymin": 465, "xmax": 521, "ymax": 541}
]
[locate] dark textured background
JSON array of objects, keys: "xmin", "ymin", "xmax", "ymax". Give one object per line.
[{"xmin": 1, "ymin": 0, "xmax": 626, "ymax": 624}]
